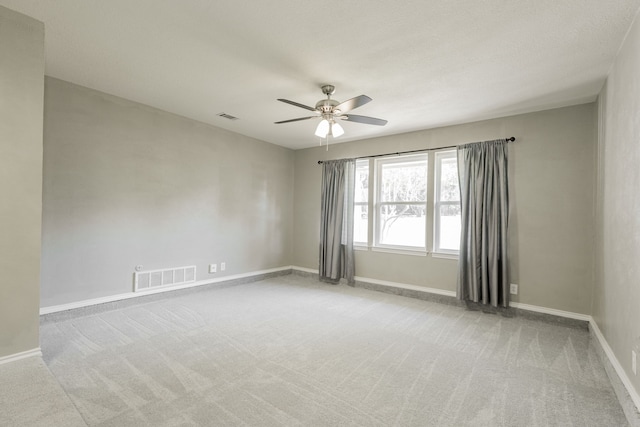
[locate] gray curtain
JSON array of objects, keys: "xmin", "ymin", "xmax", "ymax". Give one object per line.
[
  {"xmin": 457, "ymin": 140, "xmax": 510, "ymax": 307},
  {"xmin": 319, "ymin": 159, "xmax": 355, "ymax": 284}
]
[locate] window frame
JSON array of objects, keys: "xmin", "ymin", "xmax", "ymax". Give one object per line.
[
  {"xmin": 433, "ymin": 150, "xmax": 461, "ymax": 256},
  {"xmin": 353, "ymin": 159, "xmax": 370, "ymax": 248},
  {"xmin": 373, "ymin": 154, "xmax": 428, "ymax": 252}
]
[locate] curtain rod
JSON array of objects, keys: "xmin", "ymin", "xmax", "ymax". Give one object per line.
[{"xmin": 317, "ymin": 136, "xmax": 516, "ymax": 164}]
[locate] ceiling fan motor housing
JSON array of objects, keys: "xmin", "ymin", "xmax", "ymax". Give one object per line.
[
  {"xmin": 317, "ymin": 85, "xmax": 339, "ymax": 114},
  {"xmin": 316, "ymin": 98, "xmax": 339, "ymax": 114}
]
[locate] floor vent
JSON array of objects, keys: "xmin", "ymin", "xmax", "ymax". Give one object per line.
[
  {"xmin": 134, "ymin": 265, "xmax": 196, "ymax": 292},
  {"xmin": 217, "ymin": 112, "xmax": 239, "ymax": 120}
]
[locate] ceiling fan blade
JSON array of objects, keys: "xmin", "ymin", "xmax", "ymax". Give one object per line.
[
  {"xmin": 335, "ymin": 95, "xmax": 372, "ymax": 113},
  {"xmin": 277, "ymin": 98, "xmax": 317, "ymax": 112},
  {"xmin": 274, "ymin": 116, "xmax": 316, "ymax": 124},
  {"xmin": 342, "ymin": 114, "xmax": 387, "ymax": 126}
]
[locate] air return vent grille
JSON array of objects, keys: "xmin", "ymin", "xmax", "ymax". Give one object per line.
[
  {"xmin": 217, "ymin": 112, "xmax": 239, "ymax": 120},
  {"xmin": 134, "ymin": 265, "xmax": 196, "ymax": 292}
]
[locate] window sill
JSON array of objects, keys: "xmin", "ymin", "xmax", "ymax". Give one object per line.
[
  {"xmin": 371, "ymin": 247, "xmax": 428, "ymax": 257},
  {"xmin": 431, "ymin": 252, "xmax": 459, "ymax": 260}
]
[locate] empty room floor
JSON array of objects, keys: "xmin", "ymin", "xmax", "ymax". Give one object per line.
[{"xmin": 4, "ymin": 274, "xmax": 629, "ymax": 426}]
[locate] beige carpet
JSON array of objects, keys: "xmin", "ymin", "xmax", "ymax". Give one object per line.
[
  {"xmin": 0, "ymin": 356, "xmax": 86, "ymax": 426},
  {"xmin": 35, "ymin": 274, "xmax": 627, "ymax": 426}
]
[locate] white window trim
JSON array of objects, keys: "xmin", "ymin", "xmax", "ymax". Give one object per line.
[
  {"xmin": 372, "ymin": 246, "xmax": 428, "ymax": 257},
  {"xmin": 433, "ymin": 150, "xmax": 460, "ymax": 255},
  {"xmin": 353, "ymin": 151, "xmax": 462, "ymax": 258},
  {"xmin": 354, "ymin": 159, "xmax": 371, "ymax": 246},
  {"xmin": 373, "ymin": 154, "xmax": 428, "ymax": 251},
  {"xmin": 353, "ymin": 201, "xmax": 369, "ymax": 246},
  {"xmin": 431, "ymin": 251, "xmax": 459, "ymax": 260}
]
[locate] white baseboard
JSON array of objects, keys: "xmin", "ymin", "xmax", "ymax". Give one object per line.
[
  {"xmin": 354, "ymin": 275, "xmax": 457, "ymax": 297},
  {"xmin": 0, "ymin": 348, "xmax": 42, "ymax": 366},
  {"xmin": 292, "ymin": 266, "xmax": 592, "ymax": 320},
  {"xmin": 509, "ymin": 302, "xmax": 591, "ymax": 321},
  {"xmin": 358, "ymin": 278, "xmax": 589, "ymax": 321},
  {"xmin": 292, "ymin": 266, "xmax": 457, "ymax": 297},
  {"xmin": 590, "ymin": 318, "xmax": 640, "ymax": 415},
  {"xmin": 40, "ymin": 266, "xmax": 292, "ymax": 315},
  {"xmin": 292, "ymin": 266, "xmax": 317, "ymax": 274}
]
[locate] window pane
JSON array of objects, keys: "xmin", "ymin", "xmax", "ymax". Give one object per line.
[
  {"xmin": 438, "ymin": 204, "xmax": 461, "ymax": 250},
  {"xmin": 354, "ymin": 204, "xmax": 368, "ymax": 243},
  {"xmin": 380, "ymin": 161, "xmax": 427, "ymax": 202},
  {"xmin": 378, "ymin": 204, "xmax": 425, "ymax": 247},
  {"xmin": 355, "ymin": 161, "xmax": 369, "ymax": 203},
  {"xmin": 439, "ymin": 158, "xmax": 459, "ymax": 202}
]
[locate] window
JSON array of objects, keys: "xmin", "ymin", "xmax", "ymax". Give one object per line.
[
  {"xmin": 354, "ymin": 150, "xmax": 460, "ymax": 256},
  {"xmin": 434, "ymin": 151, "xmax": 461, "ymax": 254},
  {"xmin": 375, "ymin": 155, "xmax": 428, "ymax": 250},
  {"xmin": 354, "ymin": 159, "xmax": 369, "ymax": 245}
]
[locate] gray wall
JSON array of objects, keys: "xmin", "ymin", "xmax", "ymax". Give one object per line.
[
  {"xmin": 42, "ymin": 78, "xmax": 294, "ymax": 307},
  {"xmin": 0, "ymin": 6, "xmax": 44, "ymax": 357},
  {"xmin": 594, "ymin": 12, "xmax": 640, "ymax": 397},
  {"xmin": 294, "ymin": 104, "xmax": 596, "ymax": 314}
]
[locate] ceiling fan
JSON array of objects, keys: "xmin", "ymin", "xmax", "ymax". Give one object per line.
[{"xmin": 274, "ymin": 85, "xmax": 387, "ymax": 139}]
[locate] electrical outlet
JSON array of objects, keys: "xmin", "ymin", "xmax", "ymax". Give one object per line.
[
  {"xmin": 209, "ymin": 263, "xmax": 217, "ymax": 274},
  {"xmin": 633, "ymin": 350, "xmax": 637, "ymax": 376},
  {"xmin": 510, "ymin": 283, "xmax": 518, "ymax": 295},
  {"xmin": 221, "ymin": 262, "xmax": 226, "ymax": 271}
]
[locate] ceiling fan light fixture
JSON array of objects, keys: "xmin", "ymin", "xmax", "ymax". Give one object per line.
[
  {"xmin": 331, "ymin": 121, "xmax": 344, "ymax": 137},
  {"xmin": 315, "ymin": 119, "xmax": 330, "ymax": 138},
  {"xmin": 276, "ymin": 85, "xmax": 386, "ymax": 143}
]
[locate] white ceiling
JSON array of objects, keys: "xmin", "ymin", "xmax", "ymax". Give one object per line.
[{"xmin": 2, "ymin": 1, "xmax": 639, "ymax": 150}]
